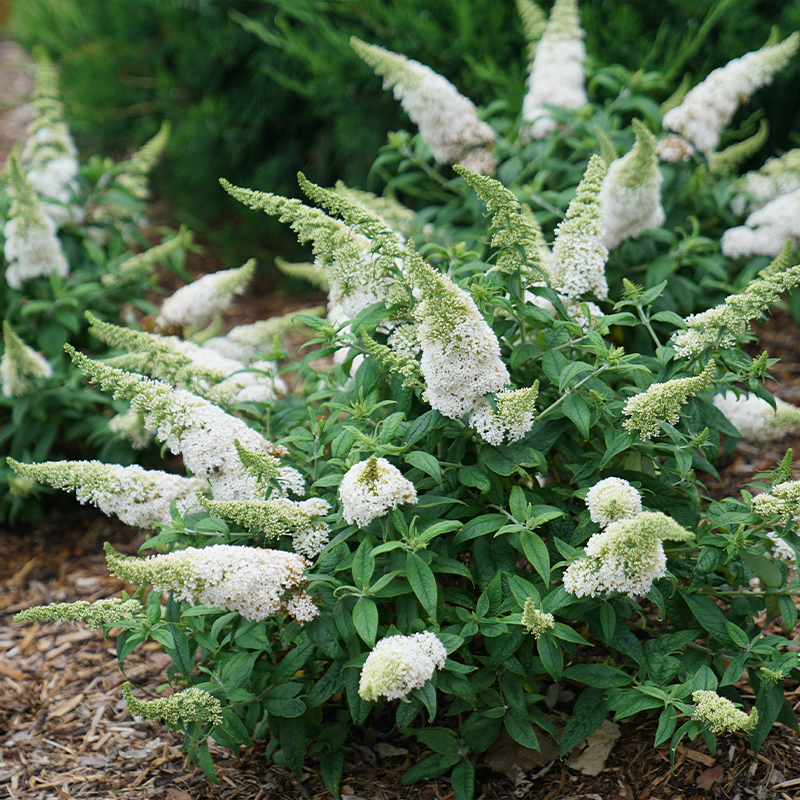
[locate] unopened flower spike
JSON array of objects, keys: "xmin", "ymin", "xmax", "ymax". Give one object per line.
[
  {"xmin": 65, "ymin": 347, "xmax": 281, "ymax": 501},
  {"xmin": 691, "ymin": 690, "xmax": 758, "ymax": 734},
  {"xmin": 339, "ymin": 456, "xmax": 418, "ymax": 528},
  {"xmin": 550, "ymin": 154, "xmax": 609, "ymax": 300},
  {"xmin": 469, "ymin": 383, "xmax": 540, "ymax": 446},
  {"xmin": 516, "ymin": 0, "xmax": 548, "ymax": 65},
  {"xmin": 275, "ymin": 257, "xmax": 330, "ymax": 290},
  {"xmin": 403, "ymin": 246, "xmax": 509, "ymax": 419},
  {"xmin": 198, "ymin": 495, "xmax": 330, "ymax": 558},
  {"xmin": 359, "ymin": 631, "xmax": 447, "ymax": 702},
  {"xmin": 564, "ymin": 511, "xmax": 694, "ymax": 598},
  {"xmin": 350, "ymin": 37, "xmax": 496, "ymax": 174},
  {"xmin": 8, "ymin": 458, "xmax": 205, "ymax": 529},
  {"xmin": 103, "ymin": 121, "xmax": 170, "ymax": 201},
  {"xmin": 600, "ymin": 120, "xmax": 665, "ymax": 250},
  {"xmin": 671, "ymin": 241, "xmax": 799, "ymax": 357},
  {"xmin": 521, "ymin": 598, "xmax": 554, "ymax": 639},
  {"xmin": 220, "ymin": 178, "xmax": 396, "ymax": 320},
  {"xmin": 14, "ymin": 599, "xmax": 141, "ymax": 629},
  {"xmin": 22, "ymin": 54, "xmax": 79, "ymax": 214},
  {"xmin": 453, "ymin": 165, "xmax": 549, "ymax": 284},
  {"xmin": 360, "ymin": 332, "xmax": 423, "ymax": 389},
  {"xmin": 1, "ymin": 321, "xmax": 53, "ymax": 398},
  {"xmin": 731, "ymin": 148, "xmax": 800, "ymax": 216},
  {"xmin": 708, "ymin": 119, "xmax": 769, "ymax": 176},
  {"xmin": 104, "ymin": 541, "xmax": 318, "ymax": 623},
  {"xmin": 154, "ymin": 260, "xmax": 255, "ymax": 332},
  {"xmin": 663, "ymin": 33, "xmax": 800, "ymax": 155},
  {"xmin": 521, "ymin": 0, "xmax": 587, "ymax": 140},
  {"xmin": 110, "ymin": 225, "xmax": 193, "ymax": 280},
  {"xmin": 122, "ymin": 682, "xmax": 223, "ymax": 728},
  {"xmin": 234, "ymin": 439, "xmax": 305, "ymax": 497},
  {"xmin": 332, "ymin": 181, "xmax": 416, "ymax": 239},
  {"xmin": 3, "ymin": 150, "xmax": 70, "ymax": 289},
  {"xmin": 593, "ymin": 125, "xmax": 618, "ymax": 167},
  {"xmin": 622, "ymin": 361, "xmax": 716, "ymax": 441},
  {"xmin": 752, "ymin": 480, "xmax": 800, "ymax": 526}
]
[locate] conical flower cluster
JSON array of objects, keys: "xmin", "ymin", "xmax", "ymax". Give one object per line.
[
  {"xmin": 351, "ymin": 37, "xmax": 496, "ymax": 173},
  {"xmin": 339, "ymin": 456, "xmax": 417, "ymax": 527},
  {"xmin": 1, "ymin": 322, "xmax": 52, "ymax": 397}
]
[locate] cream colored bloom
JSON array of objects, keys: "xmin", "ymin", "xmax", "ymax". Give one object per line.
[
  {"xmin": 691, "ymin": 690, "xmax": 758, "ymax": 734},
  {"xmin": 713, "ymin": 391, "xmax": 800, "ymax": 441},
  {"xmin": 585, "ymin": 477, "xmax": 642, "ymax": 527},
  {"xmin": 1, "ymin": 322, "xmax": 52, "ymax": 397},
  {"xmin": 521, "ymin": 598, "xmax": 554, "ymax": 638},
  {"xmin": 359, "ymin": 631, "xmax": 447, "ymax": 701},
  {"xmin": 339, "ymin": 456, "xmax": 417, "ymax": 527}
]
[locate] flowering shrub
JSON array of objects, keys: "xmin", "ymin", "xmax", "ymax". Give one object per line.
[{"xmin": 10, "ymin": 5, "xmax": 800, "ymax": 800}]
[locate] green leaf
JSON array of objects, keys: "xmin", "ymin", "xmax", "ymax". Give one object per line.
[
  {"xmin": 403, "ymin": 727, "xmax": 459, "ymax": 755},
  {"xmin": 307, "ymin": 662, "xmax": 343, "ymax": 708},
  {"xmin": 559, "ymin": 362, "xmax": 593, "ymax": 393},
  {"xmin": 352, "ymin": 597, "xmax": 378, "ymax": 646},
  {"xmin": 197, "ymin": 738, "xmax": 216, "ymax": 782},
  {"xmin": 320, "ymin": 751, "xmax": 344, "ymax": 800},
  {"xmin": 562, "ymin": 394, "xmax": 592, "ymax": 438},
  {"xmin": 505, "ymin": 708, "xmax": 541, "ymax": 750},
  {"xmin": 599, "ymin": 603, "xmax": 616, "ymax": 642},
  {"xmin": 552, "ymin": 623, "xmax": 590, "ymax": 646},
  {"xmin": 679, "ymin": 590, "xmax": 735, "ymax": 647},
  {"xmin": 519, "ymin": 530, "xmax": 550, "ymax": 584},
  {"xmin": 406, "ymin": 552, "xmax": 438, "ymax": 619},
  {"xmin": 599, "ymin": 431, "xmax": 633, "ymax": 468},
  {"xmin": 404, "ymin": 450, "xmax": 442, "ymax": 486},
  {"xmin": 563, "ymin": 663, "xmax": 630, "ymax": 688},
  {"xmin": 450, "ymin": 758, "xmax": 475, "ymax": 800},
  {"xmin": 537, "ymin": 633, "xmax": 563, "ymax": 680},
  {"xmin": 405, "ymin": 410, "xmax": 440, "ymax": 447},
  {"xmin": 454, "ymin": 514, "xmax": 507, "ymax": 544},
  {"xmin": 458, "ymin": 464, "xmax": 491, "ymax": 493},
  {"xmin": 351, "ymin": 538, "xmax": 375, "ymax": 589},
  {"xmin": 779, "ymin": 595, "xmax": 798, "ymax": 631},
  {"xmin": 651, "ymin": 310, "xmax": 687, "ymax": 328},
  {"xmin": 479, "ymin": 445, "xmax": 520, "ymax": 476},
  {"xmin": 741, "ymin": 551, "xmax": 783, "ymax": 589},
  {"xmin": 278, "ymin": 716, "xmax": 306, "ymax": 775},
  {"xmin": 750, "ymin": 681, "xmax": 785, "ymax": 754},
  {"xmin": 559, "ymin": 688, "xmax": 608, "ymax": 756},
  {"xmin": 724, "ymin": 621, "xmax": 749, "ymax": 650},
  {"xmin": 400, "ymin": 753, "xmax": 457, "ymax": 784},
  {"xmin": 509, "ymin": 485, "xmax": 527, "ymax": 524},
  {"xmin": 273, "ymin": 636, "xmax": 315, "ymax": 684},
  {"xmin": 654, "ymin": 707, "xmax": 678, "ymax": 747}
]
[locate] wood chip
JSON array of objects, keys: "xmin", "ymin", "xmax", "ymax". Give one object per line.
[
  {"xmin": 47, "ymin": 693, "xmax": 85, "ymax": 719},
  {"xmin": 675, "ymin": 745, "xmax": 716, "ymax": 767}
]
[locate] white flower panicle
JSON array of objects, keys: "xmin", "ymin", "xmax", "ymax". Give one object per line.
[
  {"xmin": 339, "ymin": 456, "xmax": 418, "ymax": 528},
  {"xmin": 670, "ymin": 243, "xmax": 799, "ymax": 357},
  {"xmin": 600, "ymin": 120, "xmax": 666, "ymax": 249},
  {"xmin": 155, "ymin": 260, "xmax": 256, "ymax": 331},
  {"xmin": 656, "ymin": 134, "xmax": 695, "ymax": 163},
  {"xmin": 521, "ymin": 0, "xmax": 587, "ymax": 140},
  {"xmin": 622, "ymin": 362, "xmax": 715, "ymax": 440},
  {"xmin": 220, "ymin": 179, "xmax": 397, "ymax": 321},
  {"xmin": 8, "ymin": 458, "xmax": 205, "ymax": 529},
  {"xmin": 1, "ymin": 321, "xmax": 52, "ymax": 397},
  {"xmin": 67, "ymin": 348, "xmax": 280, "ymax": 501},
  {"xmin": 662, "ymin": 33, "xmax": 800, "ymax": 155},
  {"xmin": 468, "ymin": 383, "xmax": 539, "ymax": 445},
  {"xmin": 731, "ymin": 148, "xmax": 800, "ymax": 216},
  {"xmin": 691, "ymin": 691, "xmax": 758, "ymax": 734},
  {"xmin": 564, "ymin": 511, "xmax": 694, "ymax": 598},
  {"xmin": 521, "ymin": 598, "xmax": 554, "ymax": 639},
  {"xmin": 713, "ymin": 391, "xmax": 800, "ymax": 441},
  {"xmin": 752, "ymin": 481, "xmax": 800, "ymax": 526},
  {"xmin": 516, "ymin": 0, "xmax": 548, "ymax": 65},
  {"xmin": 404, "ymin": 247, "xmax": 509, "ymax": 419},
  {"xmin": 14, "ymin": 598, "xmax": 141, "ymax": 629},
  {"xmin": 108, "ymin": 408, "xmax": 156, "ymax": 450},
  {"xmin": 766, "ymin": 532, "xmax": 798, "ymax": 579},
  {"xmin": 351, "ymin": 38, "xmax": 496, "ymax": 173},
  {"xmin": 585, "ymin": 477, "xmax": 643, "ymax": 527},
  {"xmin": 3, "ymin": 151, "xmax": 70, "ymax": 289},
  {"xmin": 122, "ymin": 682, "xmax": 223, "ymax": 727},
  {"xmin": 721, "ymin": 188, "xmax": 800, "ymax": 258},
  {"xmin": 105, "ymin": 542, "xmax": 317, "ymax": 623},
  {"xmin": 550, "ymin": 155, "xmax": 609, "ymax": 300},
  {"xmin": 332, "ymin": 181, "xmax": 416, "ymax": 239},
  {"xmin": 358, "ymin": 631, "xmax": 447, "ymax": 702}
]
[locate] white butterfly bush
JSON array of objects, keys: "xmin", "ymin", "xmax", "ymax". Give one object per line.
[
  {"xmin": 3, "ymin": 151, "xmax": 70, "ymax": 289},
  {"xmin": 350, "ymin": 37, "xmax": 497, "ymax": 174},
  {"xmin": 662, "ymin": 33, "xmax": 800, "ymax": 155},
  {"xmin": 105, "ymin": 542, "xmax": 318, "ymax": 623},
  {"xmin": 731, "ymin": 149, "xmax": 800, "ymax": 216},
  {"xmin": 713, "ymin": 391, "xmax": 800, "ymax": 441},
  {"xmin": 7, "ymin": 459, "xmax": 205, "ymax": 529},
  {"xmin": 154, "ymin": 260, "xmax": 256, "ymax": 331},
  {"xmin": 721, "ymin": 188, "xmax": 800, "ymax": 258},
  {"xmin": 339, "ymin": 456, "xmax": 418, "ymax": 528},
  {"xmin": 358, "ymin": 631, "xmax": 447, "ymax": 701},
  {"xmin": 599, "ymin": 120, "xmax": 665, "ymax": 250},
  {"xmin": 585, "ymin": 477, "xmax": 642, "ymax": 528},
  {"xmin": 521, "ymin": 0, "xmax": 587, "ymax": 140},
  {"xmin": 1, "ymin": 322, "xmax": 53, "ymax": 398}
]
